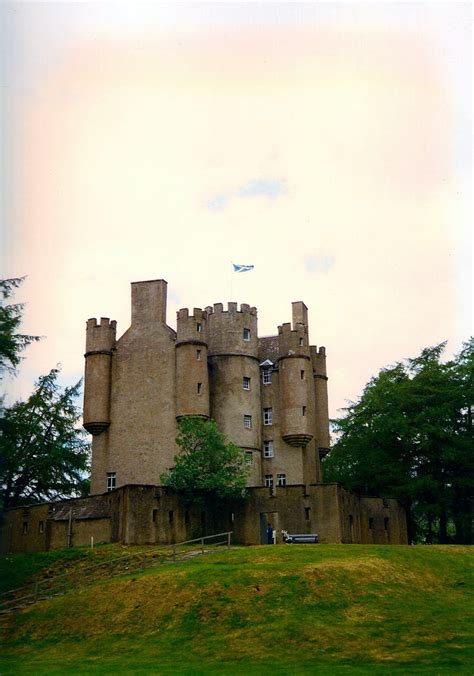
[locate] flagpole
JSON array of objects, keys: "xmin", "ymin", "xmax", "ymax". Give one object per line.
[{"xmin": 230, "ymin": 262, "xmax": 233, "ymax": 301}]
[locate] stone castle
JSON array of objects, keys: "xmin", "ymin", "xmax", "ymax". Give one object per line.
[
  {"xmin": 1, "ymin": 278, "xmax": 408, "ymax": 553},
  {"xmin": 84, "ymin": 279, "xmax": 330, "ymax": 494}
]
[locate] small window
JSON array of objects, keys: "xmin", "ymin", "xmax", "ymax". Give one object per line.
[
  {"xmin": 169, "ymin": 510, "xmax": 174, "ymax": 525},
  {"xmin": 152, "ymin": 509, "xmax": 158, "ymax": 523},
  {"xmin": 22, "ymin": 522, "xmax": 28, "ymax": 535},
  {"xmin": 302, "ymin": 406, "xmax": 306, "ymax": 416},
  {"xmin": 262, "ymin": 370, "xmax": 272, "ymax": 385},
  {"xmin": 263, "ymin": 440, "xmax": 274, "ymax": 458},
  {"xmin": 229, "ymin": 512, "xmax": 234, "ymax": 524},
  {"xmin": 264, "ymin": 474, "xmax": 274, "ymax": 488},
  {"xmin": 243, "ymin": 328, "xmax": 251, "ymax": 341},
  {"xmin": 263, "ymin": 408, "xmax": 273, "ymax": 425},
  {"xmin": 277, "ymin": 473, "xmax": 286, "ymax": 486},
  {"xmin": 107, "ymin": 472, "xmax": 116, "ymax": 492},
  {"xmin": 369, "ymin": 517, "xmax": 374, "ymax": 530},
  {"xmin": 39, "ymin": 521, "xmax": 44, "ymax": 533},
  {"xmin": 245, "ymin": 451, "xmax": 253, "ymax": 465},
  {"xmin": 196, "ymin": 322, "xmax": 202, "ymax": 333},
  {"xmin": 196, "ymin": 349, "xmax": 202, "ymax": 361},
  {"xmin": 185, "ymin": 510, "xmax": 190, "ymax": 525},
  {"xmin": 244, "ymin": 414, "xmax": 252, "ymax": 429},
  {"xmin": 384, "ymin": 517, "xmax": 389, "ymax": 531},
  {"xmin": 300, "ymin": 370, "xmax": 305, "ymax": 380},
  {"xmin": 299, "ymin": 337, "xmax": 303, "ymax": 346},
  {"xmin": 197, "ymin": 382, "xmax": 202, "ymax": 394},
  {"xmin": 243, "ymin": 376, "xmax": 250, "ymax": 390},
  {"xmin": 305, "ymin": 507, "xmax": 311, "ymax": 520}
]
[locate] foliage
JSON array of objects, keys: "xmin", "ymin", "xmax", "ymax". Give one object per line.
[
  {"xmin": 1, "ymin": 545, "xmax": 473, "ymax": 674},
  {"xmin": 0, "ymin": 278, "xmax": 40, "ymax": 379},
  {"xmin": 323, "ymin": 339, "xmax": 474, "ymax": 544},
  {"xmin": 161, "ymin": 417, "xmax": 249, "ymax": 506},
  {"xmin": 0, "ymin": 367, "xmax": 90, "ymax": 510}
]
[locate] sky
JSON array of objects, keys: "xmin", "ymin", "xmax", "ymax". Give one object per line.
[{"xmin": 1, "ymin": 1, "xmax": 472, "ymax": 424}]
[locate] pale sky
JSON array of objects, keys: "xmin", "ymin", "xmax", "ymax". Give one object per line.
[{"xmin": 1, "ymin": 1, "xmax": 472, "ymax": 425}]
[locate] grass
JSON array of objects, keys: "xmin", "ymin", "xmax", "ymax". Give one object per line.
[{"xmin": 1, "ymin": 544, "xmax": 473, "ymax": 674}]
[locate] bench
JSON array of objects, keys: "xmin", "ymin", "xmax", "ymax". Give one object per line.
[{"xmin": 281, "ymin": 530, "xmax": 319, "ymax": 544}]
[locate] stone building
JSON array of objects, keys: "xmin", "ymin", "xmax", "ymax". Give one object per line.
[
  {"xmin": 84, "ymin": 278, "xmax": 330, "ymax": 494},
  {"xmin": 0, "ymin": 278, "xmax": 408, "ymax": 553}
]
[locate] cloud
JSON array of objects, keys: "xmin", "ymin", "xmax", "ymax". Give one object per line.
[
  {"xmin": 305, "ymin": 253, "xmax": 335, "ymax": 274},
  {"xmin": 206, "ymin": 194, "xmax": 228, "ymax": 211},
  {"xmin": 237, "ymin": 178, "xmax": 287, "ymax": 199}
]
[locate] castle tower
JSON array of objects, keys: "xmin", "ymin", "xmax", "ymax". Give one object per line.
[
  {"xmin": 83, "ymin": 317, "xmax": 116, "ymax": 435},
  {"xmin": 207, "ymin": 302, "xmax": 262, "ymax": 479},
  {"xmin": 311, "ymin": 345, "xmax": 330, "ymax": 461},
  {"xmin": 277, "ymin": 302, "xmax": 314, "ymax": 448},
  {"xmin": 175, "ymin": 308, "xmax": 210, "ymax": 419}
]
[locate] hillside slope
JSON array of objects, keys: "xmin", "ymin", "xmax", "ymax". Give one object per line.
[{"xmin": 1, "ymin": 545, "xmax": 472, "ymax": 674}]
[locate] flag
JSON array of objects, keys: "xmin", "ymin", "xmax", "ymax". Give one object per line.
[{"xmin": 232, "ymin": 263, "xmax": 254, "ymax": 273}]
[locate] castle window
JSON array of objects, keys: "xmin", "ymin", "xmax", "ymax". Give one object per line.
[
  {"xmin": 264, "ymin": 474, "xmax": 274, "ymax": 488},
  {"xmin": 243, "ymin": 376, "xmax": 250, "ymax": 390},
  {"xmin": 229, "ymin": 512, "xmax": 234, "ymax": 524},
  {"xmin": 106, "ymin": 472, "xmax": 116, "ymax": 492},
  {"xmin": 369, "ymin": 517, "xmax": 374, "ymax": 530},
  {"xmin": 299, "ymin": 337, "xmax": 303, "ymax": 346},
  {"xmin": 152, "ymin": 509, "xmax": 158, "ymax": 523},
  {"xmin": 244, "ymin": 415, "xmax": 252, "ymax": 429},
  {"xmin": 169, "ymin": 510, "xmax": 174, "ymax": 525},
  {"xmin": 305, "ymin": 507, "xmax": 311, "ymax": 520},
  {"xmin": 197, "ymin": 382, "xmax": 202, "ymax": 394},
  {"xmin": 263, "ymin": 440, "xmax": 274, "ymax": 458},
  {"xmin": 185, "ymin": 510, "xmax": 190, "ymax": 525},
  {"xmin": 262, "ymin": 370, "xmax": 272, "ymax": 385},
  {"xmin": 196, "ymin": 322, "xmax": 202, "ymax": 333},
  {"xmin": 263, "ymin": 408, "xmax": 273, "ymax": 425},
  {"xmin": 300, "ymin": 370, "xmax": 305, "ymax": 380},
  {"xmin": 196, "ymin": 349, "xmax": 201, "ymax": 361},
  {"xmin": 245, "ymin": 451, "xmax": 253, "ymax": 465},
  {"xmin": 277, "ymin": 473, "xmax": 287, "ymax": 486},
  {"xmin": 302, "ymin": 406, "xmax": 306, "ymax": 416},
  {"xmin": 38, "ymin": 521, "xmax": 44, "ymax": 534},
  {"xmin": 384, "ymin": 517, "xmax": 389, "ymax": 531},
  {"xmin": 243, "ymin": 328, "xmax": 251, "ymax": 341},
  {"xmin": 22, "ymin": 522, "xmax": 28, "ymax": 535}
]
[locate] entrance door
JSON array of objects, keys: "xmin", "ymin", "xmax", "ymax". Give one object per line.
[{"xmin": 260, "ymin": 512, "xmax": 279, "ymax": 544}]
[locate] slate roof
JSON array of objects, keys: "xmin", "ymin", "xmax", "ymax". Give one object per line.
[
  {"xmin": 258, "ymin": 335, "xmax": 279, "ymax": 363},
  {"xmin": 49, "ymin": 497, "xmax": 110, "ymax": 521}
]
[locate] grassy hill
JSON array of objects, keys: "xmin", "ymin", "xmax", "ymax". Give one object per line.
[{"xmin": 1, "ymin": 544, "xmax": 472, "ymax": 674}]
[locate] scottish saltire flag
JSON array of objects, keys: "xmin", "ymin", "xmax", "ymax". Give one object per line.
[{"xmin": 232, "ymin": 263, "xmax": 254, "ymax": 273}]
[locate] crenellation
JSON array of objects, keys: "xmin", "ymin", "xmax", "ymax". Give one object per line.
[
  {"xmin": 214, "ymin": 302, "xmax": 223, "ymax": 313},
  {"xmin": 228, "ymin": 302, "xmax": 238, "ymax": 313}
]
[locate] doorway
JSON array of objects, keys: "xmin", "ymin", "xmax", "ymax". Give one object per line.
[{"xmin": 260, "ymin": 511, "xmax": 279, "ymax": 544}]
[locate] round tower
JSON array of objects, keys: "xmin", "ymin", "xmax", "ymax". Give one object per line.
[
  {"xmin": 83, "ymin": 317, "xmax": 116, "ymax": 435},
  {"xmin": 207, "ymin": 302, "xmax": 261, "ymax": 451},
  {"xmin": 278, "ymin": 318, "xmax": 314, "ymax": 447},
  {"xmin": 311, "ymin": 345, "xmax": 330, "ymax": 456},
  {"xmin": 175, "ymin": 307, "xmax": 210, "ymax": 420}
]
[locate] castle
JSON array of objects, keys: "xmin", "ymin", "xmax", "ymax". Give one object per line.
[
  {"xmin": 1, "ymin": 279, "xmax": 407, "ymax": 553},
  {"xmin": 84, "ymin": 279, "xmax": 330, "ymax": 494}
]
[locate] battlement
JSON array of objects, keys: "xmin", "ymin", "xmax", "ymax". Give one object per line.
[
  {"xmin": 85, "ymin": 317, "xmax": 117, "ymax": 352},
  {"xmin": 177, "ymin": 307, "xmax": 208, "ymax": 321},
  {"xmin": 205, "ymin": 302, "xmax": 257, "ymax": 316},
  {"xmin": 278, "ymin": 320, "xmax": 309, "ymax": 357}
]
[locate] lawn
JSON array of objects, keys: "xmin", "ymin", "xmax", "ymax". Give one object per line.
[{"xmin": 1, "ymin": 544, "xmax": 472, "ymax": 674}]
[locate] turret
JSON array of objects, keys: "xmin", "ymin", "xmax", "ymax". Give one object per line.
[
  {"xmin": 277, "ymin": 302, "xmax": 314, "ymax": 447},
  {"xmin": 207, "ymin": 302, "xmax": 261, "ymax": 452},
  {"xmin": 83, "ymin": 317, "xmax": 116, "ymax": 435},
  {"xmin": 175, "ymin": 308, "xmax": 210, "ymax": 419},
  {"xmin": 311, "ymin": 345, "xmax": 330, "ymax": 458}
]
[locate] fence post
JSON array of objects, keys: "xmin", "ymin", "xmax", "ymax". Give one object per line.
[
  {"xmin": 227, "ymin": 532, "xmax": 231, "ymax": 549},
  {"xmin": 201, "ymin": 537, "xmax": 204, "ymax": 554}
]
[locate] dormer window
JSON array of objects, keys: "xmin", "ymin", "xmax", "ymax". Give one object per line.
[{"xmin": 243, "ymin": 328, "xmax": 251, "ymax": 341}]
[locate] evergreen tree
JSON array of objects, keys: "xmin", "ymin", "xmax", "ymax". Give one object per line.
[
  {"xmin": 0, "ymin": 278, "xmax": 40, "ymax": 379},
  {"xmin": 0, "ymin": 367, "xmax": 90, "ymax": 510},
  {"xmin": 323, "ymin": 340, "xmax": 473, "ymax": 544}
]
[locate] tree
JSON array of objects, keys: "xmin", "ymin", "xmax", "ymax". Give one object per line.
[
  {"xmin": 161, "ymin": 417, "xmax": 249, "ymax": 507},
  {"xmin": 323, "ymin": 340, "xmax": 473, "ymax": 544},
  {"xmin": 0, "ymin": 277, "xmax": 40, "ymax": 379},
  {"xmin": 0, "ymin": 367, "xmax": 90, "ymax": 510}
]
